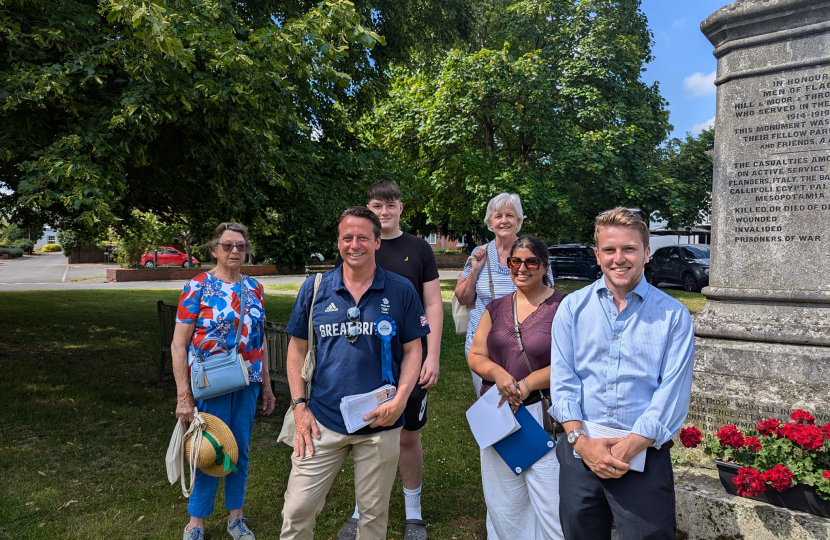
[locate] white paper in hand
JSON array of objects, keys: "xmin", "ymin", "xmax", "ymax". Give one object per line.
[
  {"xmin": 340, "ymin": 385, "xmax": 397, "ymax": 433},
  {"xmin": 582, "ymin": 420, "xmax": 647, "ymax": 472},
  {"xmin": 466, "ymin": 385, "xmax": 521, "ymax": 449}
]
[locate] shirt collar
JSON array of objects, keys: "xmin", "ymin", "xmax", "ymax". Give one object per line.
[
  {"xmin": 594, "ymin": 274, "xmax": 651, "ymax": 301},
  {"xmin": 332, "ymin": 264, "xmax": 386, "ymax": 292}
]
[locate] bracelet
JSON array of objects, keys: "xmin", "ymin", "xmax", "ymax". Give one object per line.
[{"xmin": 522, "ymin": 378, "xmax": 531, "ymax": 395}]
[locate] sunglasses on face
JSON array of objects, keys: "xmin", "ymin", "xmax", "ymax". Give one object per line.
[
  {"xmin": 507, "ymin": 257, "xmax": 542, "ymax": 271},
  {"xmin": 218, "ymin": 242, "xmax": 249, "ymax": 253},
  {"xmin": 346, "ymin": 306, "xmax": 360, "ymax": 344}
]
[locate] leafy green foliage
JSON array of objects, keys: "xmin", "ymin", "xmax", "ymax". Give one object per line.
[
  {"xmin": 365, "ymin": 0, "xmax": 702, "ymax": 241},
  {"xmin": 0, "ymin": 0, "xmax": 383, "ymax": 233},
  {"xmin": 644, "ymin": 128, "xmax": 714, "ymax": 231}
]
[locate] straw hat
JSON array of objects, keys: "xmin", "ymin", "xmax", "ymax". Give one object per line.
[{"xmin": 184, "ymin": 413, "xmax": 239, "ymax": 477}]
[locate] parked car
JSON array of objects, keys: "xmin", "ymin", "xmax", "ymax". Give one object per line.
[
  {"xmin": 645, "ymin": 244, "xmax": 710, "ymax": 292},
  {"xmin": 141, "ymin": 247, "xmax": 199, "ymax": 268},
  {"xmin": 548, "ymin": 244, "xmax": 602, "ymax": 281}
]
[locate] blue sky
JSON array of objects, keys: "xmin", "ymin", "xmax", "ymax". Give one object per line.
[{"xmin": 640, "ymin": 0, "xmax": 733, "ymax": 139}]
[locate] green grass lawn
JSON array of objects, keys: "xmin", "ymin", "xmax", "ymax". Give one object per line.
[
  {"xmin": 0, "ymin": 291, "xmax": 484, "ymax": 540},
  {"xmin": 1, "ymin": 283, "xmax": 705, "ymax": 539}
]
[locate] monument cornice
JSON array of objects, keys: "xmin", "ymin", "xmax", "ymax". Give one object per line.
[
  {"xmin": 702, "ymin": 1, "xmax": 830, "ymax": 86},
  {"xmin": 702, "ymin": 286, "xmax": 830, "ymax": 304}
]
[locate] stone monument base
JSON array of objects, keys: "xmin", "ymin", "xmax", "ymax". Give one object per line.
[
  {"xmin": 689, "ymin": 337, "xmax": 830, "ymax": 436},
  {"xmin": 675, "ymin": 467, "xmax": 830, "ymax": 540}
]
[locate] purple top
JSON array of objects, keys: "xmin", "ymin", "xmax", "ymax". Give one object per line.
[{"xmin": 481, "ymin": 290, "xmax": 566, "ymax": 405}]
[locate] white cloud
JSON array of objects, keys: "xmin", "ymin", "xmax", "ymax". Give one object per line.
[
  {"xmin": 673, "ymin": 19, "xmax": 686, "ymax": 29},
  {"xmin": 683, "ymin": 70, "xmax": 717, "ymax": 97},
  {"xmin": 691, "ymin": 116, "xmax": 715, "ymax": 134}
]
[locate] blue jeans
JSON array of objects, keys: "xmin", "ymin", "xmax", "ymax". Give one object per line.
[{"xmin": 188, "ymin": 383, "xmax": 261, "ymax": 518}]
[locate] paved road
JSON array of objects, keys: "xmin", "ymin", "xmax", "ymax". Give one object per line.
[
  {"xmin": 0, "ymin": 255, "xmax": 461, "ymax": 291},
  {"xmin": 0, "ymin": 252, "xmax": 117, "ymax": 286}
]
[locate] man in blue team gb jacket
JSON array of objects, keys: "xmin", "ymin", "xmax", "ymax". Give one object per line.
[
  {"xmin": 551, "ymin": 207, "xmax": 695, "ymax": 540},
  {"xmin": 279, "ymin": 206, "xmax": 430, "ymax": 540}
]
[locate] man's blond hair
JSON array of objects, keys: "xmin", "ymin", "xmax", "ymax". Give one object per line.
[{"xmin": 594, "ymin": 207, "xmax": 649, "ymax": 248}]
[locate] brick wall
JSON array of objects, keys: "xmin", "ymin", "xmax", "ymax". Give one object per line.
[
  {"xmin": 106, "ymin": 265, "xmax": 279, "ymax": 282},
  {"xmin": 434, "ymin": 253, "xmax": 469, "ymax": 269}
]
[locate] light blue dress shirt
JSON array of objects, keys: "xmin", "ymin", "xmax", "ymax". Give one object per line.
[{"xmin": 550, "ymin": 276, "xmax": 695, "ymax": 448}]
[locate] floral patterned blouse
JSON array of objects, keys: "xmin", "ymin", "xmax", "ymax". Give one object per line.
[{"xmin": 176, "ymin": 272, "xmax": 266, "ymax": 383}]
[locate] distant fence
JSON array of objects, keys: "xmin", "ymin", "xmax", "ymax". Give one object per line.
[
  {"xmin": 156, "ymin": 301, "xmax": 289, "ymax": 393},
  {"xmin": 68, "ymin": 246, "xmax": 110, "ymax": 264}
]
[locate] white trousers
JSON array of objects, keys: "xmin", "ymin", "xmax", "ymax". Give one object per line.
[{"xmin": 480, "ymin": 402, "xmax": 564, "ymax": 540}]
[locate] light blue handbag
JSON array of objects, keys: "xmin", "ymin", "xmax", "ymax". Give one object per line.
[{"xmin": 190, "ymin": 278, "xmax": 250, "ymax": 400}]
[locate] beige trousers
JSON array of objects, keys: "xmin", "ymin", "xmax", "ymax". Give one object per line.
[{"xmin": 280, "ymin": 423, "xmax": 402, "ymax": 540}]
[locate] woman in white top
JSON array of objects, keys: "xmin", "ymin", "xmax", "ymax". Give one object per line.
[{"xmin": 454, "ymin": 193, "xmax": 554, "ymax": 394}]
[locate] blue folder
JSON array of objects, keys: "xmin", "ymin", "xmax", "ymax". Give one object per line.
[{"xmin": 492, "ymin": 404, "xmax": 556, "ymax": 476}]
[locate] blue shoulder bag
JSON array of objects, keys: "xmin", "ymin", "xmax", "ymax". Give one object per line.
[{"xmin": 190, "ymin": 277, "xmax": 251, "ymax": 400}]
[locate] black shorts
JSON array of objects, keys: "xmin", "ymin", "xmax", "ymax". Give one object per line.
[{"xmin": 403, "ymin": 381, "xmax": 429, "ymax": 431}]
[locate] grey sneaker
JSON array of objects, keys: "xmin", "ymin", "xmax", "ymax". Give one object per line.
[
  {"xmin": 227, "ymin": 517, "xmax": 255, "ymax": 540},
  {"xmin": 183, "ymin": 527, "xmax": 205, "ymax": 540},
  {"xmin": 336, "ymin": 517, "xmax": 358, "ymax": 540}
]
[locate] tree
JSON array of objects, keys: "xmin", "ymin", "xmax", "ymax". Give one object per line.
[
  {"xmin": 643, "ymin": 128, "xmax": 714, "ymax": 231},
  {"xmin": 365, "ymin": 0, "xmax": 675, "ymax": 242},
  {"xmin": 0, "ymin": 0, "xmax": 383, "ymax": 234}
]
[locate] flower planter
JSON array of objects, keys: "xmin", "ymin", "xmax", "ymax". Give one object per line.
[{"xmin": 715, "ymin": 460, "xmax": 830, "ymax": 517}]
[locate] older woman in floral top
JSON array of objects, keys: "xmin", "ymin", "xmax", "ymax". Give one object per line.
[{"xmin": 172, "ymin": 222, "xmax": 276, "ymax": 540}]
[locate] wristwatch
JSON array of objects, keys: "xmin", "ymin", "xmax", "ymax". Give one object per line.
[
  {"xmin": 567, "ymin": 429, "xmax": 586, "ymax": 446},
  {"xmin": 291, "ymin": 397, "xmax": 308, "ymax": 410}
]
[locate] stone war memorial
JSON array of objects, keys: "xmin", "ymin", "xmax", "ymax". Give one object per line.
[
  {"xmin": 693, "ymin": 0, "xmax": 830, "ymax": 440},
  {"xmin": 673, "ymin": 1, "xmax": 830, "ymax": 538}
]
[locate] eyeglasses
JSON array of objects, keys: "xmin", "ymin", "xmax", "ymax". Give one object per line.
[
  {"xmin": 507, "ymin": 257, "xmax": 542, "ymax": 270},
  {"xmin": 218, "ymin": 242, "xmax": 249, "ymax": 253},
  {"xmin": 346, "ymin": 306, "xmax": 360, "ymax": 344}
]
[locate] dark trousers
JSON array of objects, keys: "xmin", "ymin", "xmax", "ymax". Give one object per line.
[{"xmin": 556, "ymin": 438, "xmax": 675, "ymax": 540}]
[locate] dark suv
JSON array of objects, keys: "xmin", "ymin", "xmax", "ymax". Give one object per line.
[
  {"xmin": 645, "ymin": 244, "xmax": 710, "ymax": 292},
  {"xmin": 548, "ymin": 244, "xmax": 602, "ymax": 280}
]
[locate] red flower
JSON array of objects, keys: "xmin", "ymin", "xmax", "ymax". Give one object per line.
[
  {"xmin": 717, "ymin": 425, "xmax": 745, "ymax": 449},
  {"xmin": 822, "ymin": 470, "xmax": 830, "ymax": 481},
  {"xmin": 679, "ymin": 426, "xmax": 702, "ymax": 448},
  {"xmin": 733, "ymin": 467, "xmax": 766, "ymax": 497},
  {"xmin": 756, "ymin": 418, "xmax": 780, "ymax": 437},
  {"xmin": 791, "ymin": 409, "xmax": 816, "ymax": 425},
  {"xmin": 821, "ymin": 423, "xmax": 830, "ymax": 440},
  {"xmin": 779, "ymin": 423, "xmax": 825, "ymax": 451},
  {"xmin": 743, "ymin": 436, "xmax": 763, "ymax": 451},
  {"xmin": 761, "ymin": 465, "xmax": 794, "ymax": 492}
]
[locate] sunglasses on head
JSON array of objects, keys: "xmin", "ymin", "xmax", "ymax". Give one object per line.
[
  {"xmin": 218, "ymin": 242, "xmax": 249, "ymax": 253},
  {"xmin": 507, "ymin": 257, "xmax": 542, "ymax": 271},
  {"xmin": 346, "ymin": 306, "xmax": 361, "ymax": 344}
]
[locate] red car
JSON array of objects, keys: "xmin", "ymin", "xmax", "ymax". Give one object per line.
[{"xmin": 141, "ymin": 247, "xmax": 199, "ymax": 268}]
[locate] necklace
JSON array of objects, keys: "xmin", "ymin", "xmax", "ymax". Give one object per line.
[{"xmin": 517, "ymin": 289, "xmax": 552, "ymax": 307}]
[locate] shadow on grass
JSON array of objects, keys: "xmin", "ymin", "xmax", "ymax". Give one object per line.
[{"xmin": 1, "ymin": 290, "xmax": 486, "ymax": 539}]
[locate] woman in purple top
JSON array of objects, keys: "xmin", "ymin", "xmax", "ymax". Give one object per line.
[{"xmin": 468, "ymin": 235, "xmax": 566, "ymax": 540}]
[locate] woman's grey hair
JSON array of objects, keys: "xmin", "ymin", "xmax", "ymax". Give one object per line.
[
  {"xmin": 484, "ymin": 193, "xmax": 524, "ymax": 233},
  {"xmin": 209, "ymin": 222, "xmax": 249, "ymax": 250}
]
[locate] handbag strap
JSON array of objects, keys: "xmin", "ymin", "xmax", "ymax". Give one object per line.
[
  {"xmin": 512, "ymin": 292, "xmax": 546, "ymax": 402},
  {"xmin": 485, "ymin": 244, "xmax": 495, "ymax": 300},
  {"xmin": 302, "ymin": 273, "xmax": 323, "ymax": 397}
]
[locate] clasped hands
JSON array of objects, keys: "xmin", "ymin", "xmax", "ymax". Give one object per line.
[{"xmin": 574, "ymin": 434, "xmax": 650, "ymax": 480}]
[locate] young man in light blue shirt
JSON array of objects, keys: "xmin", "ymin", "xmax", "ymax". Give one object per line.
[{"xmin": 551, "ymin": 207, "xmax": 695, "ymax": 540}]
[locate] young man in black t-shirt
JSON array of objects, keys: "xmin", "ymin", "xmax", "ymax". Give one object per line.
[{"xmin": 336, "ymin": 180, "xmax": 443, "ymax": 540}]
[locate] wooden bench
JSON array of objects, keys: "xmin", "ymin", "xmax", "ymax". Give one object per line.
[
  {"xmin": 156, "ymin": 301, "xmax": 290, "ymax": 394},
  {"xmin": 304, "ymin": 263, "xmax": 335, "ymax": 275}
]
